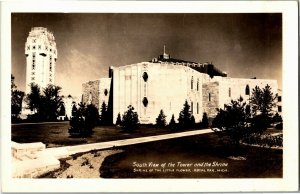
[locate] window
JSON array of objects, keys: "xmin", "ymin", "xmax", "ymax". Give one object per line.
[
  {"xmin": 38, "ymin": 45, "xmax": 41, "ymax": 50},
  {"xmin": 49, "ymin": 78, "xmax": 52, "ymax": 82},
  {"xmin": 142, "ymin": 72, "xmax": 148, "ymax": 82},
  {"xmin": 50, "ymin": 55, "xmax": 52, "ymax": 72},
  {"xmin": 209, "ymin": 93, "xmax": 211, "ymax": 101},
  {"xmin": 31, "ymin": 72, "xmax": 35, "ymax": 75},
  {"xmin": 197, "ymin": 79, "xmax": 199, "ymax": 91},
  {"xmin": 49, "ymin": 73, "xmax": 52, "ymax": 77},
  {"xmin": 278, "ymin": 96, "xmax": 282, "ymax": 102},
  {"xmin": 191, "ymin": 76, "xmax": 193, "ymax": 90},
  {"xmin": 245, "ymin": 85, "xmax": 250, "ymax": 95},
  {"xmin": 104, "ymin": 89, "xmax": 108, "ymax": 96},
  {"xmin": 142, "ymin": 97, "xmax": 148, "ymax": 107},
  {"xmin": 50, "ymin": 49, "xmax": 52, "ymax": 52},
  {"xmin": 27, "ymin": 46, "xmax": 30, "ymax": 50},
  {"xmin": 32, "ymin": 39, "xmax": 36, "ymax": 43},
  {"xmin": 32, "ymin": 45, "xmax": 36, "ymax": 50},
  {"xmin": 31, "ymin": 77, "xmax": 35, "ymax": 81},
  {"xmin": 229, "ymin": 88, "xmax": 231, "ymax": 97},
  {"xmin": 32, "ymin": 53, "xmax": 36, "ymax": 70},
  {"xmin": 191, "ymin": 102, "xmax": 193, "ymax": 113},
  {"xmin": 197, "ymin": 103, "xmax": 199, "ymax": 114},
  {"xmin": 278, "ymin": 106, "xmax": 282, "ymax": 112}
]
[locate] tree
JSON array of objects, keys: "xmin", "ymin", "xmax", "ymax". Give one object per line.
[
  {"xmin": 58, "ymin": 104, "xmax": 66, "ymax": 116},
  {"xmin": 39, "ymin": 84, "xmax": 63, "ymax": 121},
  {"xmin": 100, "ymin": 102, "xmax": 109, "ymax": 125},
  {"xmin": 200, "ymin": 112, "xmax": 209, "ymax": 128},
  {"xmin": 249, "ymin": 85, "xmax": 277, "ymax": 131},
  {"xmin": 272, "ymin": 112, "xmax": 282, "ymax": 123},
  {"xmin": 178, "ymin": 100, "xmax": 194, "ymax": 129},
  {"xmin": 69, "ymin": 103, "xmax": 98, "ymax": 137},
  {"xmin": 25, "ymin": 83, "xmax": 41, "ymax": 114},
  {"xmin": 155, "ymin": 109, "xmax": 167, "ymax": 127},
  {"xmin": 121, "ymin": 105, "xmax": 139, "ymax": 131},
  {"xmin": 116, "ymin": 113, "xmax": 122, "ymax": 125},
  {"xmin": 84, "ymin": 104, "xmax": 99, "ymax": 134},
  {"xmin": 11, "ymin": 75, "xmax": 25, "ymax": 120},
  {"xmin": 212, "ymin": 96, "xmax": 251, "ymax": 149},
  {"xmin": 71, "ymin": 103, "xmax": 77, "ymax": 117},
  {"xmin": 169, "ymin": 114, "xmax": 176, "ymax": 130}
]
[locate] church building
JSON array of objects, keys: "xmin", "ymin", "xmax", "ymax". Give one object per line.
[{"xmin": 82, "ymin": 49, "xmax": 278, "ymax": 124}]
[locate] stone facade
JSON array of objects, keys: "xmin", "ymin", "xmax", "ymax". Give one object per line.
[
  {"xmin": 82, "ymin": 53, "xmax": 279, "ymax": 125},
  {"xmin": 82, "ymin": 78, "xmax": 112, "ymax": 112},
  {"xmin": 202, "ymin": 82, "xmax": 219, "ymax": 118}
]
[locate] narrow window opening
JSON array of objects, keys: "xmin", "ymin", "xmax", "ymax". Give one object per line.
[{"xmin": 245, "ymin": 85, "xmax": 250, "ymax": 95}]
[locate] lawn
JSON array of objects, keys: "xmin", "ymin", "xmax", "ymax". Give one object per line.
[
  {"xmin": 100, "ymin": 132, "xmax": 282, "ymax": 178},
  {"xmin": 11, "ymin": 122, "xmax": 199, "ymax": 148}
]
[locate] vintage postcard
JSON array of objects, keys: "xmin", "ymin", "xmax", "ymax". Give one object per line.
[{"xmin": 1, "ymin": 1, "xmax": 298, "ymax": 192}]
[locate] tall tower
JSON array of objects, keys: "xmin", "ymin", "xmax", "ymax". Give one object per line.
[{"xmin": 25, "ymin": 27, "xmax": 57, "ymax": 94}]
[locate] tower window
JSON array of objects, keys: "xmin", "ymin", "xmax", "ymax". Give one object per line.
[
  {"xmin": 104, "ymin": 89, "xmax": 108, "ymax": 96},
  {"xmin": 209, "ymin": 93, "xmax": 211, "ymax": 101},
  {"xmin": 191, "ymin": 76, "xmax": 194, "ymax": 90},
  {"xmin": 32, "ymin": 53, "xmax": 36, "ymax": 70},
  {"xmin": 49, "ymin": 78, "xmax": 52, "ymax": 82},
  {"xmin": 278, "ymin": 96, "xmax": 282, "ymax": 102},
  {"xmin": 32, "ymin": 39, "xmax": 36, "ymax": 43},
  {"xmin": 229, "ymin": 88, "xmax": 231, "ymax": 97},
  {"xmin": 142, "ymin": 97, "xmax": 148, "ymax": 107},
  {"xmin": 32, "ymin": 46, "xmax": 36, "ymax": 50},
  {"xmin": 50, "ymin": 65, "xmax": 52, "ymax": 72},
  {"xmin": 278, "ymin": 106, "xmax": 282, "ymax": 112},
  {"xmin": 31, "ymin": 77, "xmax": 35, "ymax": 81},
  {"xmin": 31, "ymin": 72, "xmax": 35, "ymax": 75},
  {"xmin": 245, "ymin": 85, "xmax": 250, "ymax": 95},
  {"xmin": 197, "ymin": 103, "xmax": 199, "ymax": 114},
  {"xmin": 191, "ymin": 102, "xmax": 193, "ymax": 114},
  {"xmin": 50, "ymin": 49, "xmax": 52, "ymax": 52},
  {"xmin": 197, "ymin": 79, "xmax": 199, "ymax": 91},
  {"xmin": 142, "ymin": 72, "xmax": 148, "ymax": 82},
  {"xmin": 27, "ymin": 46, "xmax": 30, "ymax": 50}
]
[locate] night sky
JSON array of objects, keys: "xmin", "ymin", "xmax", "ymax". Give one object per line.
[{"xmin": 11, "ymin": 13, "xmax": 282, "ymax": 97}]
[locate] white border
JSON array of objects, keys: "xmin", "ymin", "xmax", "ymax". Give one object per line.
[{"xmin": 1, "ymin": 1, "xmax": 298, "ymax": 192}]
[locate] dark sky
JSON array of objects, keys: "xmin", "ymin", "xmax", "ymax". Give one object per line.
[{"xmin": 11, "ymin": 13, "xmax": 282, "ymax": 97}]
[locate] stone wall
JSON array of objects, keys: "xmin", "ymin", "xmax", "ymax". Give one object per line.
[
  {"xmin": 82, "ymin": 80, "xmax": 100, "ymax": 109},
  {"xmin": 202, "ymin": 82, "xmax": 219, "ymax": 118},
  {"xmin": 82, "ymin": 78, "xmax": 112, "ymax": 113}
]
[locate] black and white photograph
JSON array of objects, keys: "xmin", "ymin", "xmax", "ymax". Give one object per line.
[{"xmin": 1, "ymin": 1, "xmax": 298, "ymax": 192}]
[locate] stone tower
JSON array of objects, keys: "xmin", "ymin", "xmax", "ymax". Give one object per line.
[{"xmin": 25, "ymin": 27, "xmax": 57, "ymax": 94}]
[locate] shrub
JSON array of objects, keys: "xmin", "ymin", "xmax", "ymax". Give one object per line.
[
  {"xmin": 121, "ymin": 105, "xmax": 139, "ymax": 131},
  {"xmin": 156, "ymin": 109, "xmax": 167, "ymax": 127},
  {"xmin": 200, "ymin": 112, "xmax": 209, "ymax": 128},
  {"xmin": 69, "ymin": 103, "xmax": 99, "ymax": 137},
  {"xmin": 169, "ymin": 114, "xmax": 177, "ymax": 130},
  {"xmin": 178, "ymin": 100, "xmax": 194, "ymax": 129},
  {"xmin": 116, "ymin": 113, "xmax": 122, "ymax": 125}
]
